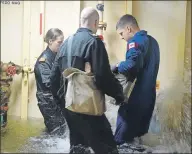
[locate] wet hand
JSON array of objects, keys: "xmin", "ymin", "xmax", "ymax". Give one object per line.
[
  {"xmin": 111, "ymin": 63, "xmax": 119, "ymax": 73},
  {"xmin": 115, "ymin": 97, "xmax": 128, "ymax": 106},
  {"xmin": 115, "ymin": 100, "xmax": 126, "ymax": 106}
]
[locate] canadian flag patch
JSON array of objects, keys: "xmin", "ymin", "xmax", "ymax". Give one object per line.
[{"xmin": 127, "ymin": 42, "xmax": 138, "ymax": 50}]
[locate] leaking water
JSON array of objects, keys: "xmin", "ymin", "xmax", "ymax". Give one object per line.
[{"xmin": 1, "ymin": 71, "xmax": 191, "ymax": 153}]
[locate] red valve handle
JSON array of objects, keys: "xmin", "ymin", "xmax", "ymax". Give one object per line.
[
  {"xmin": 98, "ymin": 35, "xmax": 104, "ymax": 41},
  {"xmin": 6, "ymin": 66, "xmax": 16, "ymax": 76}
]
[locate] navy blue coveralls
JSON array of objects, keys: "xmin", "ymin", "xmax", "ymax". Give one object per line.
[
  {"xmin": 114, "ymin": 30, "xmax": 160, "ymax": 144},
  {"xmin": 34, "ymin": 47, "xmax": 66, "ymax": 134}
]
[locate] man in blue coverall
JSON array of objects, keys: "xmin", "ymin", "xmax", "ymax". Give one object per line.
[{"xmin": 112, "ymin": 14, "xmax": 160, "ymax": 145}]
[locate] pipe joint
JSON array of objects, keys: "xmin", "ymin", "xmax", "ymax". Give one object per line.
[
  {"xmin": 98, "ymin": 21, "xmax": 107, "ymax": 31},
  {"xmin": 96, "ymin": 3, "xmax": 104, "ymax": 11}
]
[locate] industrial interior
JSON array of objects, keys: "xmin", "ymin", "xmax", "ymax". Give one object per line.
[{"xmin": 1, "ymin": 1, "xmax": 191, "ymax": 153}]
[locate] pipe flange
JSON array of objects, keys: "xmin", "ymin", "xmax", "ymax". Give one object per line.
[
  {"xmin": 98, "ymin": 21, "xmax": 107, "ymax": 30},
  {"xmin": 22, "ymin": 66, "xmax": 34, "ymax": 74},
  {"xmin": 96, "ymin": 4, "xmax": 104, "ymax": 11}
]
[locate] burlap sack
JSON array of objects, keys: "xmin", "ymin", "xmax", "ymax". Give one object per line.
[{"xmin": 63, "ymin": 68, "xmax": 106, "ymax": 116}]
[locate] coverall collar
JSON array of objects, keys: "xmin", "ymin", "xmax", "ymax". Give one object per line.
[
  {"xmin": 77, "ymin": 27, "xmax": 93, "ymax": 33},
  {"xmin": 46, "ymin": 46, "xmax": 57, "ymax": 60},
  {"xmin": 135, "ymin": 30, "xmax": 147, "ymax": 36},
  {"xmin": 128, "ymin": 30, "xmax": 147, "ymax": 43}
]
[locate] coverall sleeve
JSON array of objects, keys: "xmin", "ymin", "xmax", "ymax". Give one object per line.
[
  {"xmin": 91, "ymin": 39, "xmax": 124, "ymax": 102},
  {"xmin": 118, "ymin": 42, "xmax": 144, "ymax": 75},
  {"xmin": 38, "ymin": 62, "xmax": 52, "ymax": 89},
  {"xmin": 50, "ymin": 53, "xmax": 61, "ymax": 98}
]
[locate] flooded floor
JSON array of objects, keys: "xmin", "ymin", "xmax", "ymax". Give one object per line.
[
  {"xmin": 1, "ymin": 116, "xmax": 45, "ymax": 153},
  {"xmin": 1, "ymin": 102, "xmax": 191, "ymax": 153}
]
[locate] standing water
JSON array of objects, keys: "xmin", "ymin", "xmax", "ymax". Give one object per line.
[{"xmin": 1, "ymin": 75, "xmax": 191, "ymax": 153}]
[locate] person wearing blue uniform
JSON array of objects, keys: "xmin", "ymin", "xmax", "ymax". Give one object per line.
[
  {"xmin": 112, "ymin": 14, "xmax": 160, "ymax": 145},
  {"xmin": 34, "ymin": 28, "xmax": 66, "ymax": 135}
]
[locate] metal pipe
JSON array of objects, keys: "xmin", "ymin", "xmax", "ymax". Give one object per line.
[
  {"xmin": 96, "ymin": 0, "xmax": 107, "ymax": 36},
  {"xmin": 98, "ymin": 1, "xmax": 103, "ymax": 22},
  {"xmin": 21, "ymin": 1, "xmax": 31, "ymax": 120},
  {"xmin": 126, "ymin": 1, "xmax": 132, "ymax": 15}
]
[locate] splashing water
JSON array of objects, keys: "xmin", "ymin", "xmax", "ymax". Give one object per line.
[
  {"xmin": 148, "ymin": 70, "xmax": 191, "ymax": 153},
  {"xmin": 1, "ymin": 69, "xmax": 191, "ymax": 153}
]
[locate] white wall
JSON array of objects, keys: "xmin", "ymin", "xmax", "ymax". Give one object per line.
[
  {"xmin": 133, "ymin": 1, "xmax": 187, "ymax": 89},
  {"xmin": 1, "ymin": 2, "xmax": 24, "ymax": 117}
]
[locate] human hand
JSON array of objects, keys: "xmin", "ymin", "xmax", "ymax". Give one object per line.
[
  {"xmin": 115, "ymin": 97, "xmax": 128, "ymax": 106},
  {"xmin": 111, "ymin": 63, "xmax": 119, "ymax": 73},
  {"xmin": 115, "ymin": 100, "xmax": 126, "ymax": 106}
]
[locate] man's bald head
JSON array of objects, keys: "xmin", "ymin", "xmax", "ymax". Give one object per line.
[{"xmin": 80, "ymin": 7, "xmax": 99, "ymax": 34}]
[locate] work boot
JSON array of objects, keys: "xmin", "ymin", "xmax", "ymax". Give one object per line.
[
  {"xmin": 49, "ymin": 123, "xmax": 66, "ymax": 136},
  {"xmin": 117, "ymin": 142, "xmax": 146, "ymax": 153},
  {"xmin": 69, "ymin": 144, "xmax": 91, "ymax": 154}
]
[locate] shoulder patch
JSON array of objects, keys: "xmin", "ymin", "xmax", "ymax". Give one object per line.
[
  {"xmin": 127, "ymin": 42, "xmax": 139, "ymax": 50},
  {"xmin": 39, "ymin": 57, "xmax": 46, "ymax": 62}
]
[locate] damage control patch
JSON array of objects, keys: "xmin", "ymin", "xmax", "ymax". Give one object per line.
[{"xmin": 127, "ymin": 42, "xmax": 138, "ymax": 50}]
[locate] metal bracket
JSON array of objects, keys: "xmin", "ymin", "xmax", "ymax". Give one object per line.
[
  {"xmin": 22, "ymin": 66, "xmax": 33, "ymax": 84},
  {"xmin": 98, "ymin": 21, "xmax": 107, "ymax": 31}
]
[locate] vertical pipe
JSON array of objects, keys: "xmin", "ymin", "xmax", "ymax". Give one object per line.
[
  {"xmin": 177, "ymin": 1, "xmax": 187, "ymax": 79},
  {"xmin": 21, "ymin": 1, "xmax": 31, "ymax": 120},
  {"xmin": 97, "ymin": 0, "xmax": 104, "ymax": 36},
  {"xmin": 125, "ymin": 0, "xmax": 127, "ymax": 14},
  {"xmin": 126, "ymin": 0, "xmax": 132, "ymax": 15}
]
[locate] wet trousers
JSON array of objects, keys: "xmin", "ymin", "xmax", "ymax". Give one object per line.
[{"xmin": 64, "ymin": 109, "xmax": 119, "ymax": 154}]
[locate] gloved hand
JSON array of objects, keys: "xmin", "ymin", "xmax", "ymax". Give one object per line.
[
  {"xmin": 115, "ymin": 97, "xmax": 128, "ymax": 106},
  {"xmin": 115, "ymin": 101, "xmax": 125, "ymax": 106},
  {"xmin": 111, "ymin": 63, "xmax": 119, "ymax": 73}
]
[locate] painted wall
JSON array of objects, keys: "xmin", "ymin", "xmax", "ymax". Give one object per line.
[
  {"xmin": 133, "ymin": 1, "xmax": 187, "ymax": 89},
  {"xmin": 184, "ymin": 1, "xmax": 191, "ymax": 81},
  {"xmin": 1, "ymin": 1, "xmax": 190, "ymax": 119},
  {"xmin": 1, "ymin": 1, "xmax": 81, "ymax": 118},
  {"xmin": 1, "ymin": 2, "xmax": 24, "ymax": 117},
  {"xmin": 44, "ymin": 1, "xmax": 80, "ymax": 42},
  {"xmin": 28, "ymin": 1, "xmax": 81, "ymax": 119},
  {"xmin": 81, "ymin": 1, "xmax": 127, "ymax": 63},
  {"xmin": 28, "ymin": 1, "xmax": 44, "ymax": 119}
]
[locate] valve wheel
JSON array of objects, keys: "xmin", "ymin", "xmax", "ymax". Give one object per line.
[{"xmin": 6, "ymin": 66, "xmax": 16, "ymax": 76}]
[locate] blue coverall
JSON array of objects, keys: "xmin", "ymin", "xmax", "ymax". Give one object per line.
[{"xmin": 114, "ymin": 30, "xmax": 160, "ymax": 144}]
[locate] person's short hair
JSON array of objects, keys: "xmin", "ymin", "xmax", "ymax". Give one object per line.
[
  {"xmin": 44, "ymin": 28, "xmax": 63, "ymax": 44},
  {"xmin": 116, "ymin": 14, "xmax": 139, "ymax": 30}
]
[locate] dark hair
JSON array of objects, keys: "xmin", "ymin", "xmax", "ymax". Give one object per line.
[
  {"xmin": 116, "ymin": 14, "xmax": 139, "ymax": 30},
  {"xmin": 44, "ymin": 28, "xmax": 63, "ymax": 44}
]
